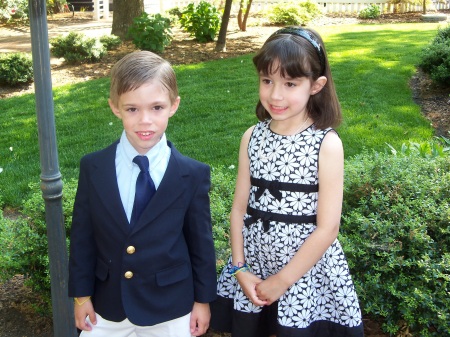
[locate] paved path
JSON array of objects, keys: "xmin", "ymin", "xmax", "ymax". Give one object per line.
[{"xmin": 0, "ymin": 15, "xmax": 112, "ymax": 55}]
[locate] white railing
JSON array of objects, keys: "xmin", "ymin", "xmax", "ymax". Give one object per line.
[
  {"xmin": 145, "ymin": 0, "xmax": 450, "ymax": 15},
  {"xmin": 93, "ymin": 0, "xmax": 109, "ymax": 20}
]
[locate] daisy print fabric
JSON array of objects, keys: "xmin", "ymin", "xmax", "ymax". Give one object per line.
[{"xmin": 215, "ymin": 120, "xmax": 363, "ymax": 333}]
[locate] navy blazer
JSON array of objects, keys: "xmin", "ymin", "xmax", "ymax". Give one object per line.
[{"xmin": 68, "ymin": 140, "xmax": 217, "ymax": 326}]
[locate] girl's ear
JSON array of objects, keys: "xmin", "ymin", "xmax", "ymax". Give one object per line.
[{"xmin": 311, "ymin": 76, "xmax": 327, "ymax": 95}]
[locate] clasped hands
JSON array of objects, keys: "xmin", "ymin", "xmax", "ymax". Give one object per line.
[{"xmin": 236, "ymin": 271, "xmax": 290, "ymax": 306}]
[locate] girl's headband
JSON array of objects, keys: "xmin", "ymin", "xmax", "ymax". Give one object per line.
[{"xmin": 272, "ymin": 27, "xmax": 326, "ymax": 75}]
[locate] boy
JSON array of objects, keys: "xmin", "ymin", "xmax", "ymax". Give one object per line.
[{"xmin": 68, "ymin": 51, "xmax": 217, "ymax": 337}]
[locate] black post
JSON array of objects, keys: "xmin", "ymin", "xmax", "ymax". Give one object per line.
[{"xmin": 28, "ymin": 0, "xmax": 78, "ymax": 336}]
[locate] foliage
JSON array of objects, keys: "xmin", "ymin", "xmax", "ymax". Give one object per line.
[
  {"xmin": 387, "ymin": 135, "xmax": 450, "ymax": 158},
  {"xmin": 46, "ymin": 0, "xmax": 68, "ymax": 15},
  {"xmin": 341, "ymin": 151, "xmax": 450, "ymax": 336},
  {"xmin": 179, "ymin": 1, "xmax": 221, "ymax": 42},
  {"xmin": 358, "ymin": 4, "xmax": 381, "ymax": 19},
  {"xmin": 0, "ymin": 179, "xmax": 78, "ymax": 313},
  {"xmin": 210, "ymin": 166, "xmax": 236, "ymax": 273},
  {"xmin": 418, "ymin": 25, "xmax": 450, "ymax": 86},
  {"xmin": 165, "ymin": 6, "xmax": 183, "ymax": 25},
  {"xmin": 127, "ymin": 12, "xmax": 172, "ymax": 52},
  {"xmin": 0, "ymin": 0, "xmax": 28, "ymax": 22},
  {"xmin": 266, "ymin": 1, "xmax": 320, "ymax": 26},
  {"xmin": 99, "ymin": 34, "xmax": 122, "ymax": 51},
  {"xmin": 0, "ymin": 52, "xmax": 33, "ymax": 86},
  {"xmin": 50, "ymin": 32, "xmax": 107, "ymax": 64}
]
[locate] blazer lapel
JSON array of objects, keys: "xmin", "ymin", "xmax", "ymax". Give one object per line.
[{"xmin": 90, "ymin": 141, "xmax": 129, "ymax": 231}]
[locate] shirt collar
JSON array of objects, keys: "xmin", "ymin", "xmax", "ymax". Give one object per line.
[{"xmin": 119, "ymin": 130, "xmax": 167, "ymax": 170}]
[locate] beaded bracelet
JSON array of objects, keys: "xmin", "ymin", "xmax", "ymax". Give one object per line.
[
  {"xmin": 74, "ymin": 296, "xmax": 91, "ymax": 306},
  {"xmin": 229, "ymin": 262, "xmax": 251, "ymax": 277}
]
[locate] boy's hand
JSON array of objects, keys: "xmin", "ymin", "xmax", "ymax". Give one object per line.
[
  {"xmin": 235, "ymin": 272, "xmax": 267, "ymax": 307},
  {"xmin": 190, "ymin": 302, "xmax": 210, "ymax": 336},
  {"xmin": 74, "ymin": 297, "xmax": 96, "ymax": 331}
]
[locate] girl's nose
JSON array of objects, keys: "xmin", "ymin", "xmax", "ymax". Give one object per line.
[{"xmin": 270, "ymin": 85, "xmax": 283, "ymax": 100}]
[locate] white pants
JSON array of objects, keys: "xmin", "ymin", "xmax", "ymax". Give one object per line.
[{"xmin": 80, "ymin": 312, "xmax": 192, "ymax": 337}]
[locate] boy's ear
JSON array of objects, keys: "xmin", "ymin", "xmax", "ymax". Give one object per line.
[
  {"xmin": 108, "ymin": 98, "xmax": 121, "ymax": 119},
  {"xmin": 311, "ymin": 76, "xmax": 327, "ymax": 95},
  {"xmin": 169, "ymin": 96, "xmax": 181, "ymax": 117}
]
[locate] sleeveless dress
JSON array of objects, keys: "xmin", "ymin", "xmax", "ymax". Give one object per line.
[{"xmin": 211, "ymin": 120, "xmax": 364, "ymax": 337}]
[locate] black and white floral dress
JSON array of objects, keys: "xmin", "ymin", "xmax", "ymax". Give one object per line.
[{"xmin": 211, "ymin": 120, "xmax": 364, "ymax": 337}]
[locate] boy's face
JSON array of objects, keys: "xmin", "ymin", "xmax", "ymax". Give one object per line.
[{"xmin": 109, "ymin": 80, "xmax": 180, "ymax": 155}]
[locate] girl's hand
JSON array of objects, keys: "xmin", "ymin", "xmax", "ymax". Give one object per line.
[
  {"xmin": 74, "ymin": 297, "xmax": 96, "ymax": 331},
  {"xmin": 255, "ymin": 274, "xmax": 290, "ymax": 305},
  {"xmin": 235, "ymin": 272, "xmax": 268, "ymax": 306}
]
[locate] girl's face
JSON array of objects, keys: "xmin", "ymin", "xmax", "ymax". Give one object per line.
[
  {"xmin": 109, "ymin": 80, "xmax": 180, "ymax": 155},
  {"xmin": 258, "ymin": 62, "xmax": 326, "ymax": 129}
]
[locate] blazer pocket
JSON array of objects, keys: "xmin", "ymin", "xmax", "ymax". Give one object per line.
[
  {"xmin": 95, "ymin": 258, "xmax": 109, "ymax": 281},
  {"xmin": 156, "ymin": 262, "xmax": 190, "ymax": 287}
]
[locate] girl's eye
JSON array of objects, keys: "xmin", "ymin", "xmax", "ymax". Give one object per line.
[
  {"xmin": 261, "ymin": 78, "xmax": 271, "ymax": 84},
  {"xmin": 286, "ymin": 82, "xmax": 296, "ymax": 88}
]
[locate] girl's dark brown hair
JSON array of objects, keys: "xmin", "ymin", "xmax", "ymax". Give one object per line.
[{"xmin": 252, "ymin": 27, "xmax": 342, "ymax": 129}]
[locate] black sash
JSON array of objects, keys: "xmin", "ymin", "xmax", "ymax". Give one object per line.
[{"xmin": 244, "ymin": 206, "xmax": 317, "ymax": 232}]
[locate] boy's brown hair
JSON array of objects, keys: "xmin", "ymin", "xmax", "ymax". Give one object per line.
[{"xmin": 109, "ymin": 51, "xmax": 178, "ymax": 106}]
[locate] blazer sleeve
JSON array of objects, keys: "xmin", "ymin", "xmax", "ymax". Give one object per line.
[
  {"xmin": 68, "ymin": 154, "xmax": 97, "ymax": 297},
  {"xmin": 183, "ymin": 163, "xmax": 217, "ymax": 303}
]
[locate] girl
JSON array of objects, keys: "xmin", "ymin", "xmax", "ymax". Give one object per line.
[{"xmin": 210, "ymin": 27, "xmax": 364, "ymax": 337}]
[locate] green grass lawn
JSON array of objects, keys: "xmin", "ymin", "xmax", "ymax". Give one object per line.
[{"xmin": 0, "ymin": 22, "xmax": 443, "ymax": 207}]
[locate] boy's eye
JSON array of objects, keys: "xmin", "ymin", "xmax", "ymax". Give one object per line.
[
  {"xmin": 153, "ymin": 105, "xmax": 164, "ymax": 111},
  {"xmin": 126, "ymin": 107, "xmax": 138, "ymax": 112}
]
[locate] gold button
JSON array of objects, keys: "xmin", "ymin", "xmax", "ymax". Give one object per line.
[
  {"xmin": 124, "ymin": 271, "xmax": 133, "ymax": 279},
  {"xmin": 126, "ymin": 246, "xmax": 136, "ymax": 254}
]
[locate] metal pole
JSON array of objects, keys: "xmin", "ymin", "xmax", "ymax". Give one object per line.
[{"xmin": 28, "ymin": 0, "xmax": 78, "ymax": 336}]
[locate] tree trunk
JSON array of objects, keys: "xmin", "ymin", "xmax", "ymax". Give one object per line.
[
  {"xmin": 111, "ymin": 0, "xmax": 144, "ymax": 40},
  {"xmin": 237, "ymin": 0, "xmax": 243, "ymax": 30},
  {"xmin": 237, "ymin": 0, "xmax": 252, "ymax": 32},
  {"xmin": 215, "ymin": 0, "xmax": 233, "ymax": 52},
  {"xmin": 241, "ymin": 0, "xmax": 252, "ymax": 32}
]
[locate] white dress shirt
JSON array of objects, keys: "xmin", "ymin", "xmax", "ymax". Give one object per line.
[{"xmin": 115, "ymin": 130, "xmax": 171, "ymax": 222}]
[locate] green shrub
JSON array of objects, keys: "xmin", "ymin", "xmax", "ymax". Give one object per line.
[
  {"xmin": 341, "ymin": 151, "xmax": 450, "ymax": 336},
  {"xmin": 50, "ymin": 31, "xmax": 107, "ymax": 64},
  {"xmin": 210, "ymin": 166, "xmax": 236, "ymax": 273},
  {"xmin": 0, "ymin": 0, "xmax": 28, "ymax": 23},
  {"xmin": 179, "ymin": 1, "xmax": 221, "ymax": 42},
  {"xmin": 0, "ymin": 52, "xmax": 33, "ymax": 86},
  {"xmin": 387, "ymin": 135, "xmax": 450, "ymax": 158},
  {"xmin": 0, "ymin": 179, "xmax": 78, "ymax": 314},
  {"xmin": 99, "ymin": 34, "xmax": 122, "ymax": 51},
  {"xmin": 165, "ymin": 6, "xmax": 183, "ymax": 25},
  {"xmin": 127, "ymin": 12, "xmax": 172, "ymax": 52},
  {"xmin": 358, "ymin": 4, "xmax": 381, "ymax": 19},
  {"xmin": 266, "ymin": 1, "xmax": 320, "ymax": 26},
  {"xmin": 418, "ymin": 25, "xmax": 450, "ymax": 86}
]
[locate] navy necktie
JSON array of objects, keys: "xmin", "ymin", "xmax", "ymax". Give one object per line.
[{"xmin": 130, "ymin": 155, "xmax": 156, "ymax": 228}]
